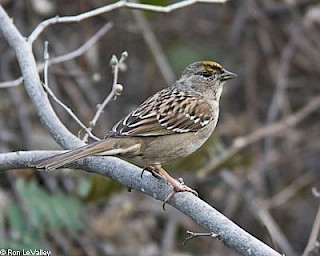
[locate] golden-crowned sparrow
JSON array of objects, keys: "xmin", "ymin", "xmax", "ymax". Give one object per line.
[{"xmin": 35, "ymin": 61, "xmax": 236, "ymax": 205}]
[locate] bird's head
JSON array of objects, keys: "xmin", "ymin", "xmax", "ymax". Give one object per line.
[{"xmin": 179, "ymin": 61, "xmax": 237, "ymax": 99}]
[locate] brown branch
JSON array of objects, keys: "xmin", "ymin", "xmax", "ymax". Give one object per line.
[
  {"xmin": 264, "ymin": 172, "xmax": 315, "ymax": 209},
  {"xmin": 197, "ymin": 95, "xmax": 320, "ymax": 179},
  {"xmin": 132, "ymin": 4, "xmax": 176, "ymax": 85}
]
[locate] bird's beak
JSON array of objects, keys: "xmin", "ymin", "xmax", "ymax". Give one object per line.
[{"xmin": 220, "ymin": 69, "xmax": 237, "ymax": 81}]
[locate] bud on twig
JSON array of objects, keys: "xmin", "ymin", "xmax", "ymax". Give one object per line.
[
  {"xmin": 120, "ymin": 51, "xmax": 128, "ymax": 61},
  {"xmin": 114, "ymin": 83, "xmax": 123, "ymax": 96},
  {"xmin": 110, "ymin": 55, "xmax": 118, "ymax": 68}
]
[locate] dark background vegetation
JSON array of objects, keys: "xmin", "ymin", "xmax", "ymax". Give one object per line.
[{"xmin": 0, "ymin": 0, "xmax": 319, "ymax": 255}]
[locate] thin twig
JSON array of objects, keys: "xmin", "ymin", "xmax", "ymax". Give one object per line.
[
  {"xmin": 0, "ymin": 23, "xmax": 112, "ymax": 88},
  {"xmin": 48, "ymin": 22, "xmax": 113, "ymax": 65},
  {"xmin": 28, "ymin": 0, "xmax": 228, "ymax": 44},
  {"xmin": 82, "ymin": 51, "xmax": 127, "ymax": 142},
  {"xmin": 264, "ymin": 172, "xmax": 315, "ymax": 209},
  {"xmin": 42, "ymin": 42, "xmax": 100, "ymax": 141},
  {"xmin": 182, "ymin": 230, "xmax": 220, "ymax": 245}
]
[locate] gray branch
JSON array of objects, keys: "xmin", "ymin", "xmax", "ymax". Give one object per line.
[
  {"xmin": 0, "ymin": 6, "xmax": 83, "ymax": 149},
  {"xmin": 0, "ymin": 150, "xmax": 281, "ymax": 256},
  {"xmin": 0, "ymin": 5, "xmax": 282, "ymax": 256}
]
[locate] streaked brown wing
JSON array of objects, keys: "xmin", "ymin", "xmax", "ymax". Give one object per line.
[{"xmin": 108, "ymin": 88, "xmax": 214, "ymax": 137}]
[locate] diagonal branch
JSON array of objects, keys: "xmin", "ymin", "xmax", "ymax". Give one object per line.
[{"xmin": 0, "ymin": 150, "xmax": 282, "ymax": 256}]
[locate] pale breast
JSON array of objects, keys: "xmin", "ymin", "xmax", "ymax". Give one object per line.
[{"xmin": 140, "ymin": 120, "xmax": 216, "ymax": 165}]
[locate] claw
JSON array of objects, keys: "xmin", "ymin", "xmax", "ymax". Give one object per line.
[
  {"xmin": 141, "ymin": 166, "xmax": 162, "ymax": 179},
  {"xmin": 142, "ymin": 166, "xmax": 198, "ymax": 210},
  {"xmin": 140, "ymin": 167, "xmax": 147, "ymax": 178},
  {"xmin": 162, "ymin": 180, "xmax": 198, "ymax": 210}
]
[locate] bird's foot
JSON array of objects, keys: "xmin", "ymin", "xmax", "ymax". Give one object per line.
[
  {"xmin": 141, "ymin": 165, "xmax": 198, "ymax": 210},
  {"xmin": 163, "ymin": 177, "xmax": 198, "ymax": 210}
]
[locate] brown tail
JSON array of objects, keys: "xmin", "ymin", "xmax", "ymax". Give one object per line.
[{"xmin": 35, "ymin": 139, "xmax": 117, "ymax": 171}]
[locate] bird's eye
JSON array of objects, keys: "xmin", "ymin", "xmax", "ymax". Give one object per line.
[{"xmin": 197, "ymin": 71, "xmax": 212, "ymax": 77}]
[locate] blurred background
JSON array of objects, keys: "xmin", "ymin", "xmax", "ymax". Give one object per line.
[{"xmin": 0, "ymin": 0, "xmax": 319, "ymax": 255}]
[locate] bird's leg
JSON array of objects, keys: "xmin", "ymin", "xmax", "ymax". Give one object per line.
[{"xmin": 148, "ymin": 165, "xmax": 198, "ymax": 210}]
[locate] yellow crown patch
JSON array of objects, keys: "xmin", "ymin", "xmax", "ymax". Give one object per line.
[{"xmin": 201, "ymin": 61, "xmax": 223, "ymax": 72}]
